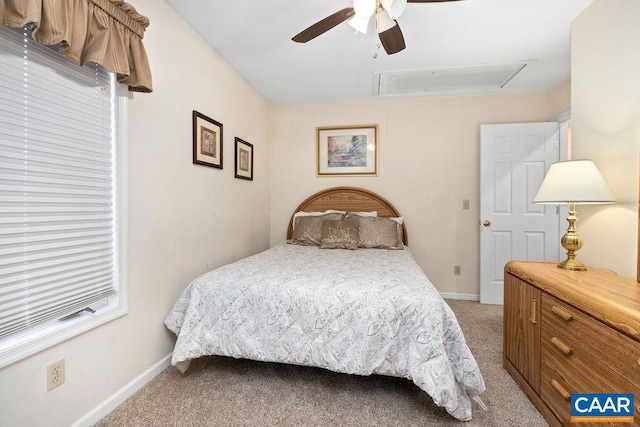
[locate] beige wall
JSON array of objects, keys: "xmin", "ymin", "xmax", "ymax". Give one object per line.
[
  {"xmin": 571, "ymin": 0, "xmax": 640, "ymax": 277},
  {"xmin": 0, "ymin": 1, "xmax": 271, "ymax": 426},
  {"xmin": 549, "ymin": 79, "xmax": 571, "ymax": 119},
  {"xmin": 270, "ymin": 89, "xmax": 566, "ymax": 297}
]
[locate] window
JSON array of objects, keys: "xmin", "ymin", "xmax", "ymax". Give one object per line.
[{"xmin": 0, "ymin": 24, "xmax": 127, "ymax": 367}]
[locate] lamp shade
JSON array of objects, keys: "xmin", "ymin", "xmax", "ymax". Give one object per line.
[
  {"xmin": 380, "ymin": 0, "xmax": 407, "ymax": 19},
  {"xmin": 353, "ymin": 0, "xmax": 376, "ymax": 17},
  {"xmin": 348, "ymin": 14, "xmax": 371, "ymax": 34},
  {"xmin": 533, "ymin": 160, "xmax": 616, "ymax": 204}
]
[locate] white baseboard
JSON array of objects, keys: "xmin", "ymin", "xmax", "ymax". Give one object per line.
[
  {"xmin": 71, "ymin": 353, "xmax": 172, "ymax": 427},
  {"xmin": 440, "ymin": 292, "xmax": 480, "ymax": 301}
]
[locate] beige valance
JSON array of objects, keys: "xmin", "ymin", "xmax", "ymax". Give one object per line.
[{"xmin": 0, "ymin": 0, "xmax": 153, "ymax": 92}]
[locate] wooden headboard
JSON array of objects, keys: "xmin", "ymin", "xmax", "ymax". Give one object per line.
[{"xmin": 286, "ymin": 187, "xmax": 408, "ymax": 245}]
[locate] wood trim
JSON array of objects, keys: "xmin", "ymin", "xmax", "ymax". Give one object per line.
[{"xmin": 286, "ymin": 187, "xmax": 407, "ymax": 245}]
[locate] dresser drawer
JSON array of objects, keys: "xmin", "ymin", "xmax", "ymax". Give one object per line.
[
  {"xmin": 542, "ymin": 293, "xmax": 640, "ymax": 385},
  {"xmin": 541, "ymin": 325, "xmax": 640, "ymax": 426}
]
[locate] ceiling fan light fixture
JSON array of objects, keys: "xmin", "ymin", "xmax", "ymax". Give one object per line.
[
  {"xmin": 353, "ymin": 0, "xmax": 377, "ymax": 17},
  {"xmin": 348, "ymin": 14, "xmax": 371, "ymax": 34},
  {"xmin": 380, "ymin": 0, "xmax": 407, "ymax": 20},
  {"xmin": 376, "ymin": 9, "xmax": 396, "ymax": 33}
]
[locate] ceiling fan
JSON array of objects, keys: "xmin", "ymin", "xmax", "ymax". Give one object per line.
[{"xmin": 292, "ymin": 0, "xmax": 462, "ymax": 55}]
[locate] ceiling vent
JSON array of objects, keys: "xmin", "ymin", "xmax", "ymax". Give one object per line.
[{"xmin": 374, "ymin": 62, "xmax": 531, "ymax": 97}]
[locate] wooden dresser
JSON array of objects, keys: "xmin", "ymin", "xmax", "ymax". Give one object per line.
[{"xmin": 504, "ymin": 261, "xmax": 640, "ymax": 426}]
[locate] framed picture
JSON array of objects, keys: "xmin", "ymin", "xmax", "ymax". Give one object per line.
[
  {"xmin": 193, "ymin": 110, "xmax": 223, "ymax": 169},
  {"xmin": 234, "ymin": 137, "xmax": 254, "ymax": 181},
  {"xmin": 317, "ymin": 125, "xmax": 378, "ymax": 176}
]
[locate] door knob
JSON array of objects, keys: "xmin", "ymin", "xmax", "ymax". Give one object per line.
[{"xmin": 483, "ymin": 220, "xmax": 491, "ymax": 227}]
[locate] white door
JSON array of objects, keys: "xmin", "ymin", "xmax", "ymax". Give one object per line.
[{"xmin": 480, "ymin": 123, "xmax": 560, "ymax": 304}]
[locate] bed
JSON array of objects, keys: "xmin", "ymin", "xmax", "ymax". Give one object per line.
[{"xmin": 165, "ymin": 187, "xmax": 485, "ymax": 421}]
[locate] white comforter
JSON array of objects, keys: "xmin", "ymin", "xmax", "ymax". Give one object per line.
[{"xmin": 165, "ymin": 244, "xmax": 485, "ymax": 421}]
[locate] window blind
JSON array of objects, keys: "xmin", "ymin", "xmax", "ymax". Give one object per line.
[{"xmin": 0, "ymin": 25, "xmax": 118, "ymax": 340}]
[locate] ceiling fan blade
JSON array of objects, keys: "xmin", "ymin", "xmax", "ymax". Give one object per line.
[
  {"xmin": 292, "ymin": 8, "xmax": 355, "ymax": 43},
  {"xmin": 379, "ymin": 23, "xmax": 405, "ymax": 55},
  {"xmin": 407, "ymin": 0, "xmax": 462, "ymax": 3}
]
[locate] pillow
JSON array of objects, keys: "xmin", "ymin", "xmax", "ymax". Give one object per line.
[
  {"xmin": 345, "ymin": 211, "xmax": 377, "ymax": 218},
  {"xmin": 390, "ymin": 216, "xmax": 405, "ymax": 245},
  {"xmin": 292, "ymin": 210, "xmax": 346, "ymax": 230},
  {"xmin": 319, "ymin": 218, "xmax": 359, "ymax": 250},
  {"xmin": 289, "ymin": 213, "xmax": 345, "ymax": 246},
  {"xmin": 357, "ymin": 217, "xmax": 404, "ymax": 249}
]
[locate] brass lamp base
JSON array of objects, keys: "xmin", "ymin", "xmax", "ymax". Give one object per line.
[
  {"xmin": 557, "ymin": 257, "xmax": 586, "ymax": 271},
  {"xmin": 557, "ymin": 202, "xmax": 587, "ymax": 271}
]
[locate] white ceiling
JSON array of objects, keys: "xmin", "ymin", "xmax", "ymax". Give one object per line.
[{"xmin": 162, "ymin": 0, "xmax": 594, "ymax": 105}]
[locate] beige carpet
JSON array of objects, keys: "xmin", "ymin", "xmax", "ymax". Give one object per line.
[{"xmin": 95, "ymin": 299, "xmax": 548, "ymax": 426}]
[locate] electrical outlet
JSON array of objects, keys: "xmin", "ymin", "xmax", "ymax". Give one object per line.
[
  {"xmin": 47, "ymin": 359, "xmax": 65, "ymax": 391},
  {"xmin": 454, "ymin": 265, "xmax": 461, "ymax": 276}
]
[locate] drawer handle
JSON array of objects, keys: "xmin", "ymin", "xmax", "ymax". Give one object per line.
[
  {"xmin": 530, "ymin": 299, "xmax": 538, "ymax": 324},
  {"xmin": 550, "ymin": 379, "xmax": 571, "ymax": 400},
  {"xmin": 551, "ymin": 305, "xmax": 574, "ymax": 322},
  {"xmin": 551, "ymin": 337, "xmax": 574, "ymax": 355}
]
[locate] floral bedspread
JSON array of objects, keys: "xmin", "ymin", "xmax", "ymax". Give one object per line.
[{"xmin": 165, "ymin": 244, "xmax": 485, "ymax": 421}]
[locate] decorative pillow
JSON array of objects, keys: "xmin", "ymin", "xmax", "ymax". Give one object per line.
[
  {"xmin": 357, "ymin": 217, "xmax": 404, "ymax": 249},
  {"xmin": 292, "ymin": 210, "xmax": 346, "ymax": 230},
  {"xmin": 319, "ymin": 218, "xmax": 359, "ymax": 250},
  {"xmin": 390, "ymin": 216, "xmax": 405, "ymax": 245},
  {"xmin": 289, "ymin": 213, "xmax": 345, "ymax": 245}
]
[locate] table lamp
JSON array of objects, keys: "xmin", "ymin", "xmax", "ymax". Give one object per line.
[{"xmin": 533, "ymin": 160, "xmax": 616, "ymax": 271}]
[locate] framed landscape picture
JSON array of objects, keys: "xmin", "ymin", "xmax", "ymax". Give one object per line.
[
  {"xmin": 234, "ymin": 137, "xmax": 253, "ymax": 181},
  {"xmin": 317, "ymin": 125, "xmax": 378, "ymax": 176},
  {"xmin": 193, "ymin": 110, "xmax": 223, "ymax": 169}
]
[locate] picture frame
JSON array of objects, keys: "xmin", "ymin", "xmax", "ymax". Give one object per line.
[
  {"xmin": 234, "ymin": 137, "xmax": 254, "ymax": 181},
  {"xmin": 317, "ymin": 125, "xmax": 379, "ymax": 176},
  {"xmin": 193, "ymin": 110, "xmax": 223, "ymax": 169}
]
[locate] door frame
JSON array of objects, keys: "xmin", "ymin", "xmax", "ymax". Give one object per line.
[{"xmin": 553, "ymin": 110, "xmax": 571, "ymax": 261}]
